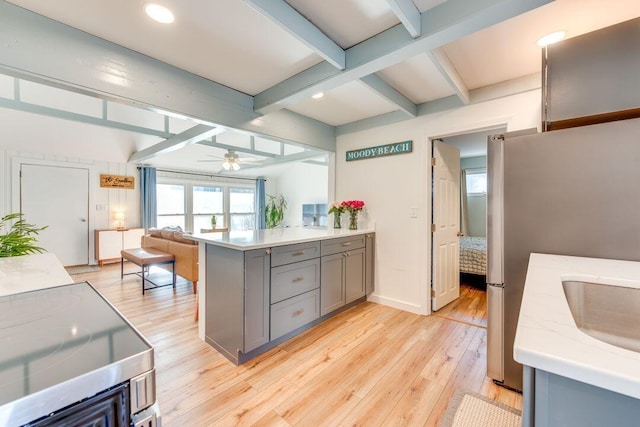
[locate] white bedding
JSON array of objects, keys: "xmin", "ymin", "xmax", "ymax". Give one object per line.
[{"xmin": 460, "ymin": 236, "xmax": 486, "ymax": 276}]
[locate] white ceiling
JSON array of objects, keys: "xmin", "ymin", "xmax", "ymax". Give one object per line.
[{"xmin": 1, "ymin": 0, "xmax": 639, "ymax": 175}]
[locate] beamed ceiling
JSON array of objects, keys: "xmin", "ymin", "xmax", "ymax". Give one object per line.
[{"xmin": 0, "ymin": 0, "xmax": 639, "ymax": 174}]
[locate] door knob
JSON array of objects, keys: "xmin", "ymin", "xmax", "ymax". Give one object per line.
[{"xmin": 80, "ymin": 218, "xmax": 87, "ymax": 222}]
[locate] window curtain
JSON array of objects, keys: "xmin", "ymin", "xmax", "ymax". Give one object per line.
[
  {"xmin": 140, "ymin": 166, "xmax": 157, "ymax": 231},
  {"xmin": 460, "ymin": 169, "xmax": 469, "ymax": 236},
  {"xmin": 256, "ymin": 177, "xmax": 266, "ymax": 229}
]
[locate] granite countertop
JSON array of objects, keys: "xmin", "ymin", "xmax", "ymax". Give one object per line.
[
  {"xmin": 514, "ymin": 253, "xmax": 640, "ymax": 399},
  {"xmin": 186, "ymin": 226, "xmax": 375, "ymax": 250},
  {"xmin": 0, "ymin": 253, "xmax": 73, "ymax": 297}
]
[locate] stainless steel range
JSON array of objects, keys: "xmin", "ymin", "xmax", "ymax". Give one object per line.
[{"xmin": 0, "ymin": 281, "xmax": 160, "ymax": 426}]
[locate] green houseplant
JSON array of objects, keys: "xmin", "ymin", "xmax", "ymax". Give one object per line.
[
  {"xmin": 0, "ymin": 213, "xmax": 48, "ymax": 257},
  {"xmin": 264, "ymin": 194, "xmax": 287, "ymax": 229}
]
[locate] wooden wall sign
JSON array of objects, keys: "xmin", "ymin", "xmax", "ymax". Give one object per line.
[
  {"xmin": 100, "ymin": 174, "xmax": 135, "ymax": 189},
  {"xmin": 346, "ymin": 140, "xmax": 413, "ymax": 162}
]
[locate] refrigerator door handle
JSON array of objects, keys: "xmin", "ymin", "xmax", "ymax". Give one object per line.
[
  {"xmin": 487, "ymin": 135, "xmax": 505, "ymax": 285},
  {"xmin": 487, "ymin": 282, "xmax": 505, "ymax": 383}
]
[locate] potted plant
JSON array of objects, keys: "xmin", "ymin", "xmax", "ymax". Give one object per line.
[
  {"xmin": 0, "ymin": 213, "xmax": 48, "ymax": 257},
  {"xmin": 264, "ymin": 194, "xmax": 287, "ymax": 229}
]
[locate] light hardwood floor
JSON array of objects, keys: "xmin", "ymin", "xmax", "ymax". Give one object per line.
[{"xmin": 71, "ymin": 265, "xmax": 520, "ymax": 426}]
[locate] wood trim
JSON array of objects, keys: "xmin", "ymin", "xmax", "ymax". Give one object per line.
[{"xmin": 545, "ymin": 108, "xmax": 640, "ymax": 132}]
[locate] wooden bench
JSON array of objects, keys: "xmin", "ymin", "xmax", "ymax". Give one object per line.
[{"xmin": 121, "ymin": 247, "xmax": 176, "ymax": 294}]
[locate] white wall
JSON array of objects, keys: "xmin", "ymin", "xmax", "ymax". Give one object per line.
[
  {"xmin": 0, "ymin": 148, "xmax": 140, "ymax": 264},
  {"xmin": 336, "ymin": 90, "xmax": 541, "ymax": 315},
  {"xmin": 269, "ymin": 163, "xmax": 329, "ymax": 227}
]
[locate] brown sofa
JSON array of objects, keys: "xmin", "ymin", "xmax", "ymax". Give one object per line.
[{"xmin": 142, "ymin": 228, "xmax": 198, "ymax": 294}]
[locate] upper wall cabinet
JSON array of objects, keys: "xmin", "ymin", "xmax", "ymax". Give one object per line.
[{"xmin": 543, "ymin": 18, "xmax": 640, "ymax": 130}]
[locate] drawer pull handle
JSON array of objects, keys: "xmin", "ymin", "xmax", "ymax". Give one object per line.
[
  {"xmin": 341, "ymin": 242, "xmax": 352, "ymax": 247},
  {"xmin": 293, "ymin": 309, "xmax": 305, "ymax": 317},
  {"xmin": 292, "ymin": 251, "xmax": 305, "ymax": 256},
  {"xmin": 292, "ymin": 276, "xmax": 305, "ymax": 282}
]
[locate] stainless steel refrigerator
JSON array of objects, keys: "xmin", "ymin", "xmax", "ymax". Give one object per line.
[{"xmin": 486, "ymin": 117, "xmax": 640, "ymax": 391}]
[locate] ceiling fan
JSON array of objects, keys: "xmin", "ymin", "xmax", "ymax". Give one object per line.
[{"xmin": 198, "ymin": 149, "xmax": 261, "ymax": 171}]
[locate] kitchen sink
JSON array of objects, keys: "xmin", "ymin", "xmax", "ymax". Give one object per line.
[{"xmin": 562, "ymin": 280, "xmax": 640, "ymax": 353}]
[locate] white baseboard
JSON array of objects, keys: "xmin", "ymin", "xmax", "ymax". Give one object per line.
[{"xmin": 366, "ymin": 294, "xmax": 429, "ymax": 316}]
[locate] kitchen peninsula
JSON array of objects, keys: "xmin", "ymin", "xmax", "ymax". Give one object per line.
[
  {"xmin": 515, "ymin": 254, "xmax": 640, "ymax": 427},
  {"xmin": 188, "ymin": 227, "xmax": 375, "ymax": 364}
]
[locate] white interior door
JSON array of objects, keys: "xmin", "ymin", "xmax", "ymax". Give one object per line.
[
  {"xmin": 21, "ymin": 164, "xmax": 89, "ymax": 266},
  {"xmin": 432, "ymin": 140, "xmax": 461, "ymax": 311}
]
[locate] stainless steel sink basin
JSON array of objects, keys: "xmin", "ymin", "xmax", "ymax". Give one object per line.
[{"xmin": 562, "ymin": 280, "xmax": 640, "ymax": 353}]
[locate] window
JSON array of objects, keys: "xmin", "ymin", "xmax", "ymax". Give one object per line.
[
  {"xmin": 193, "ymin": 186, "xmax": 223, "ymax": 230},
  {"xmin": 156, "ymin": 184, "xmax": 185, "ymax": 229},
  {"xmin": 230, "ymin": 188, "xmax": 256, "ymax": 231},
  {"xmin": 466, "ymin": 169, "xmax": 487, "ymax": 195},
  {"xmin": 156, "ymin": 178, "xmax": 255, "ymax": 232}
]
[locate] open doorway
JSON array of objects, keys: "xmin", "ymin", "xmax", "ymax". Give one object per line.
[{"xmin": 430, "ymin": 127, "xmax": 506, "ymax": 326}]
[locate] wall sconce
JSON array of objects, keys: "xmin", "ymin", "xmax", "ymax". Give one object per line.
[{"xmin": 114, "ymin": 211, "xmax": 126, "ymax": 230}]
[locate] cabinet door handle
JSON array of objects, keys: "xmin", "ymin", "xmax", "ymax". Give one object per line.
[
  {"xmin": 265, "ymin": 249, "xmax": 272, "ymax": 255},
  {"xmin": 292, "ymin": 251, "xmax": 305, "ymax": 256},
  {"xmin": 341, "ymin": 242, "xmax": 351, "ymax": 247},
  {"xmin": 292, "ymin": 309, "xmax": 305, "ymax": 317},
  {"xmin": 292, "ymin": 276, "xmax": 305, "ymax": 283},
  {"xmin": 344, "ymin": 252, "xmax": 350, "ymax": 257}
]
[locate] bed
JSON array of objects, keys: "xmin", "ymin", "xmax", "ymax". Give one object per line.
[{"xmin": 459, "ymin": 236, "xmax": 487, "ymax": 276}]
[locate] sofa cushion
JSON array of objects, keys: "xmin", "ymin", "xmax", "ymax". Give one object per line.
[
  {"xmin": 173, "ymin": 231, "xmax": 196, "ymax": 245},
  {"xmin": 148, "ymin": 227, "xmax": 163, "ymax": 237}
]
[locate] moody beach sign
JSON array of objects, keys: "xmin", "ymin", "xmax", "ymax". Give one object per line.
[{"xmin": 346, "ymin": 140, "xmax": 413, "ymax": 162}]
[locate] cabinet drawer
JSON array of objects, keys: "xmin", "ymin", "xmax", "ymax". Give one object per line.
[
  {"xmin": 271, "ymin": 289, "xmax": 320, "ymax": 340},
  {"xmin": 271, "ymin": 258, "xmax": 320, "ymax": 304},
  {"xmin": 271, "ymin": 241, "xmax": 320, "ymax": 267},
  {"xmin": 321, "ymin": 235, "xmax": 365, "ymax": 257}
]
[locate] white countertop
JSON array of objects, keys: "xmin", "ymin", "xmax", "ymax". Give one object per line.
[
  {"xmin": 187, "ymin": 226, "xmax": 375, "ymax": 250},
  {"xmin": 0, "ymin": 253, "xmax": 74, "ymax": 297},
  {"xmin": 514, "ymin": 253, "xmax": 640, "ymax": 399}
]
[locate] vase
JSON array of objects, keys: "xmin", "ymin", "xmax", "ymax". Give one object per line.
[
  {"xmin": 333, "ymin": 213, "xmax": 342, "ymax": 229},
  {"xmin": 349, "ymin": 211, "xmax": 358, "ymax": 230}
]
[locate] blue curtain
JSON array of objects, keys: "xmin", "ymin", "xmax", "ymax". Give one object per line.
[
  {"xmin": 256, "ymin": 177, "xmax": 266, "ymax": 229},
  {"xmin": 140, "ymin": 167, "xmax": 157, "ymax": 231}
]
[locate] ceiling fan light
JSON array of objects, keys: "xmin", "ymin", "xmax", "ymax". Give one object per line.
[
  {"xmin": 232, "ymin": 161, "xmax": 241, "ymax": 171},
  {"xmin": 222, "ymin": 160, "xmax": 231, "ymax": 170}
]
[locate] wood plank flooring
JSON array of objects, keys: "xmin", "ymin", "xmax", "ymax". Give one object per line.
[{"xmin": 70, "ymin": 264, "xmax": 520, "ymax": 426}]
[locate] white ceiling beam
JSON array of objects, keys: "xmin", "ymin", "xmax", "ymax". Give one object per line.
[
  {"xmin": 197, "ymin": 138, "xmax": 278, "ymax": 158},
  {"xmin": 360, "ymin": 74, "xmax": 417, "ymax": 117},
  {"xmin": 129, "ymin": 125, "xmax": 226, "ymax": 162},
  {"xmin": 243, "ymin": 0, "xmax": 346, "ymax": 70},
  {"xmin": 386, "ymin": 0, "xmax": 421, "ymax": 38},
  {"xmin": 0, "ymin": 1, "xmax": 336, "ymax": 152},
  {"xmin": 234, "ymin": 149, "xmax": 326, "ymax": 171},
  {"xmin": 0, "ymin": 96, "xmax": 174, "ymax": 139},
  {"xmin": 427, "ymin": 47, "xmax": 470, "ymax": 104},
  {"xmin": 254, "ymin": 0, "xmax": 554, "ymax": 114},
  {"xmin": 337, "ymin": 73, "xmax": 541, "ymax": 135}
]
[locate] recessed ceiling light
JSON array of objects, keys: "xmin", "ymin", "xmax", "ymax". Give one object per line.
[
  {"xmin": 537, "ymin": 31, "xmax": 566, "ymax": 47},
  {"xmin": 312, "ymin": 92, "xmax": 324, "ymax": 99},
  {"xmin": 145, "ymin": 3, "xmax": 175, "ymax": 24}
]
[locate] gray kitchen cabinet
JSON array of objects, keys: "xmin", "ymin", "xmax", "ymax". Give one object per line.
[
  {"xmin": 320, "ymin": 252, "xmax": 345, "ymax": 316},
  {"xmin": 271, "ymin": 289, "xmax": 320, "ymax": 340},
  {"xmin": 270, "ymin": 249, "xmax": 320, "ymax": 339},
  {"xmin": 321, "ymin": 235, "xmax": 366, "ymax": 316},
  {"xmin": 522, "ymin": 366, "xmax": 640, "ymax": 427},
  {"xmin": 244, "ymin": 248, "xmax": 271, "ymax": 352},
  {"xmin": 202, "ymin": 232, "xmax": 374, "ymax": 365},
  {"xmin": 365, "ymin": 233, "xmax": 375, "ymax": 294},
  {"xmin": 204, "ymin": 244, "xmax": 270, "ymax": 363}
]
